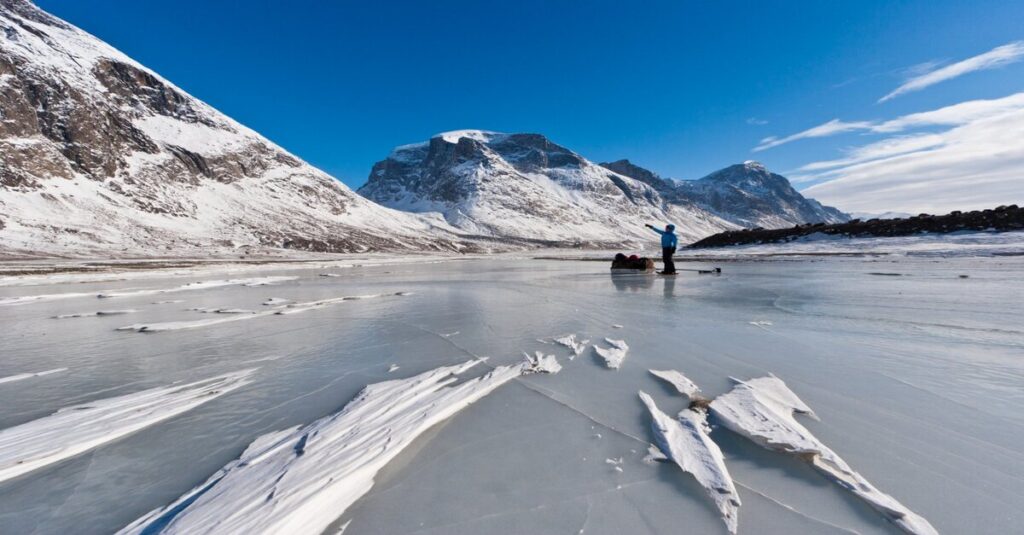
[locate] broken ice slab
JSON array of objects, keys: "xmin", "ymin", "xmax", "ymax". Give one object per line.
[
  {"xmin": 594, "ymin": 338, "xmax": 628, "ymax": 369},
  {"xmin": 0, "ymin": 370, "xmax": 255, "ymax": 483},
  {"xmin": 709, "ymin": 375, "xmax": 938, "ymax": 535},
  {"xmin": 648, "ymin": 369, "xmax": 702, "ymax": 399},
  {"xmin": 119, "ymin": 356, "xmax": 560, "ymax": 535},
  {"xmin": 553, "ymin": 334, "xmax": 590, "ymax": 357},
  {"xmin": 639, "ymin": 390, "xmax": 740, "ymax": 534}
]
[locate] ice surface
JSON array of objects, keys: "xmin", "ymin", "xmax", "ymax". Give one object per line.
[
  {"xmin": 639, "ymin": 391, "xmax": 740, "ymax": 533},
  {"xmin": 118, "ymin": 357, "xmax": 559, "ymax": 535},
  {"xmin": 0, "ymin": 370, "xmax": 253, "ymax": 484},
  {"xmin": 594, "ymin": 338, "xmax": 629, "ymax": 369},
  {"xmin": 1, "ymin": 256, "xmax": 1019, "ymax": 534},
  {"xmin": 648, "ymin": 369, "xmax": 702, "ymax": 399},
  {"xmin": 0, "ymin": 367, "xmax": 67, "ymax": 385},
  {"xmin": 710, "ymin": 376, "xmax": 938, "ymax": 535}
]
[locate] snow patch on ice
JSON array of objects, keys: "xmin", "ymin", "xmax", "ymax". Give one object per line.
[
  {"xmin": 0, "ymin": 367, "xmax": 68, "ymax": 385},
  {"xmin": 710, "ymin": 376, "xmax": 938, "ymax": 535},
  {"xmin": 99, "ymin": 276, "xmax": 297, "ymax": 298},
  {"xmin": 118, "ymin": 357, "xmax": 559, "ymax": 535},
  {"xmin": 0, "ymin": 370, "xmax": 254, "ymax": 484},
  {"xmin": 189, "ymin": 307, "xmax": 257, "ymax": 315},
  {"xmin": 53, "ymin": 309, "xmax": 136, "ymax": 319},
  {"xmin": 118, "ymin": 292, "xmax": 407, "ymax": 332},
  {"xmin": 0, "ymin": 291, "xmax": 97, "ymax": 306},
  {"xmin": 594, "ymin": 338, "xmax": 628, "ymax": 369},
  {"xmin": 639, "ymin": 391, "xmax": 740, "ymax": 533}
]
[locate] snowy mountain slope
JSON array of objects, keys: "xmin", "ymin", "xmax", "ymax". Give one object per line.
[
  {"xmin": 358, "ymin": 131, "xmax": 737, "ymax": 245},
  {"xmin": 601, "ymin": 159, "xmax": 849, "ymax": 229},
  {"xmin": 0, "ymin": 0, "xmax": 464, "ymax": 257}
]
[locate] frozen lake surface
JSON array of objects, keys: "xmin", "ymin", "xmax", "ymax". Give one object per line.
[{"xmin": 0, "ymin": 255, "xmax": 1021, "ymax": 534}]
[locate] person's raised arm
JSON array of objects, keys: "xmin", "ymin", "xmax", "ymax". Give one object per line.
[{"xmin": 644, "ymin": 224, "xmax": 665, "ymax": 235}]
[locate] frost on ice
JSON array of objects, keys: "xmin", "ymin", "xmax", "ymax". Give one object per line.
[
  {"xmin": 639, "ymin": 391, "xmax": 740, "ymax": 534},
  {"xmin": 593, "ymin": 338, "xmax": 628, "ymax": 369},
  {"xmin": 709, "ymin": 376, "xmax": 939, "ymax": 535},
  {"xmin": 0, "ymin": 370, "xmax": 254, "ymax": 484},
  {"xmin": 119, "ymin": 356, "xmax": 560, "ymax": 535},
  {"xmin": 648, "ymin": 369, "xmax": 702, "ymax": 399},
  {"xmin": 553, "ymin": 334, "xmax": 589, "ymax": 358}
]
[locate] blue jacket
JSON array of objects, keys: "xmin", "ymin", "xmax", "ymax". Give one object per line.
[{"xmin": 651, "ymin": 227, "xmax": 678, "ymax": 248}]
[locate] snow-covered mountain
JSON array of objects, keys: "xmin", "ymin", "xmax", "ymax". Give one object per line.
[
  {"xmin": 0, "ymin": 0, "xmax": 464, "ymax": 257},
  {"xmin": 359, "ymin": 132, "xmax": 847, "ymax": 245},
  {"xmin": 358, "ymin": 131, "xmax": 736, "ymax": 245},
  {"xmin": 601, "ymin": 159, "xmax": 849, "ymax": 228}
]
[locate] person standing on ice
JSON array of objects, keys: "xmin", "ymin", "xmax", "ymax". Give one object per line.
[{"xmin": 645, "ymin": 223, "xmax": 678, "ymax": 274}]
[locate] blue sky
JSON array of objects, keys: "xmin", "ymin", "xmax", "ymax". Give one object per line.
[{"xmin": 38, "ymin": 0, "xmax": 1024, "ymax": 213}]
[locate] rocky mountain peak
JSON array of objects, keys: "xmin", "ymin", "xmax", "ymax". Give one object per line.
[
  {"xmin": 360, "ymin": 131, "xmax": 735, "ymax": 244},
  {"xmin": 599, "ymin": 159, "xmax": 848, "ymax": 228},
  {"xmin": 0, "ymin": 1, "xmax": 464, "ymax": 256}
]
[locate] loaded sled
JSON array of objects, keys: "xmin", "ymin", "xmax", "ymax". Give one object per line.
[{"xmin": 610, "ymin": 253, "xmax": 656, "ymax": 272}]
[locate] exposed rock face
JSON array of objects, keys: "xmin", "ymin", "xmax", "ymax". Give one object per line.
[
  {"xmin": 602, "ymin": 159, "xmax": 849, "ymax": 228},
  {"xmin": 690, "ymin": 205, "xmax": 1023, "ymax": 248},
  {"xmin": 0, "ymin": 0, "xmax": 463, "ymax": 257},
  {"xmin": 359, "ymin": 130, "xmax": 737, "ymax": 245}
]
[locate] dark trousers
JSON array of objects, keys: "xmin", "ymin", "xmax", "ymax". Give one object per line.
[{"xmin": 662, "ymin": 246, "xmax": 676, "ymax": 273}]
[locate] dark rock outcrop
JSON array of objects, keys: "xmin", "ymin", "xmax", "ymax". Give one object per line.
[{"xmin": 690, "ymin": 205, "xmax": 1023, "ymax": 248}]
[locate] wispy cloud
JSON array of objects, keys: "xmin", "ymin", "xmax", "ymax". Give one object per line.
[
  {"xmin": 754, "ymin": 119, "xmax": 873, "ymax": 151},
  {"xmin": 879, "ymin": 41, "xmax": 1024, "ymax": 103},
  {"xmin": 793, "ymin": 92, "xmax": 1024, "ymax": 214},
  {"xmin": 755, "ymin": 92, "xmax": 1024, "ymax": 152},
  {"xmin": 746, "ymin": 117, "xmax": 769, "ymax": 126}
]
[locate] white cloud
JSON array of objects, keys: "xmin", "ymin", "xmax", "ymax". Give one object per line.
[
  {"xmin": 756, "ymin": 92, "xmax": 1024, "ymax": 152},
  {"xmin": 753, "ymin": 119, "xmax": 873, "ymax": 151},
  {"xmin": 798, "ymin": 93, "xmax": 1024, "ymax": 214},
  {"xmin": 879, "ymin": 41, "xmax": 1024, "ymax": 102},
  {"xmin": 746, "ymin": 117, "xmax": 769, "ymax": 126}
]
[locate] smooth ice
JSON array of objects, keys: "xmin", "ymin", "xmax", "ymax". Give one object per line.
[{"xmin": 0, "ymin": 256, "xmax": 1022, "ymax": 534}]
